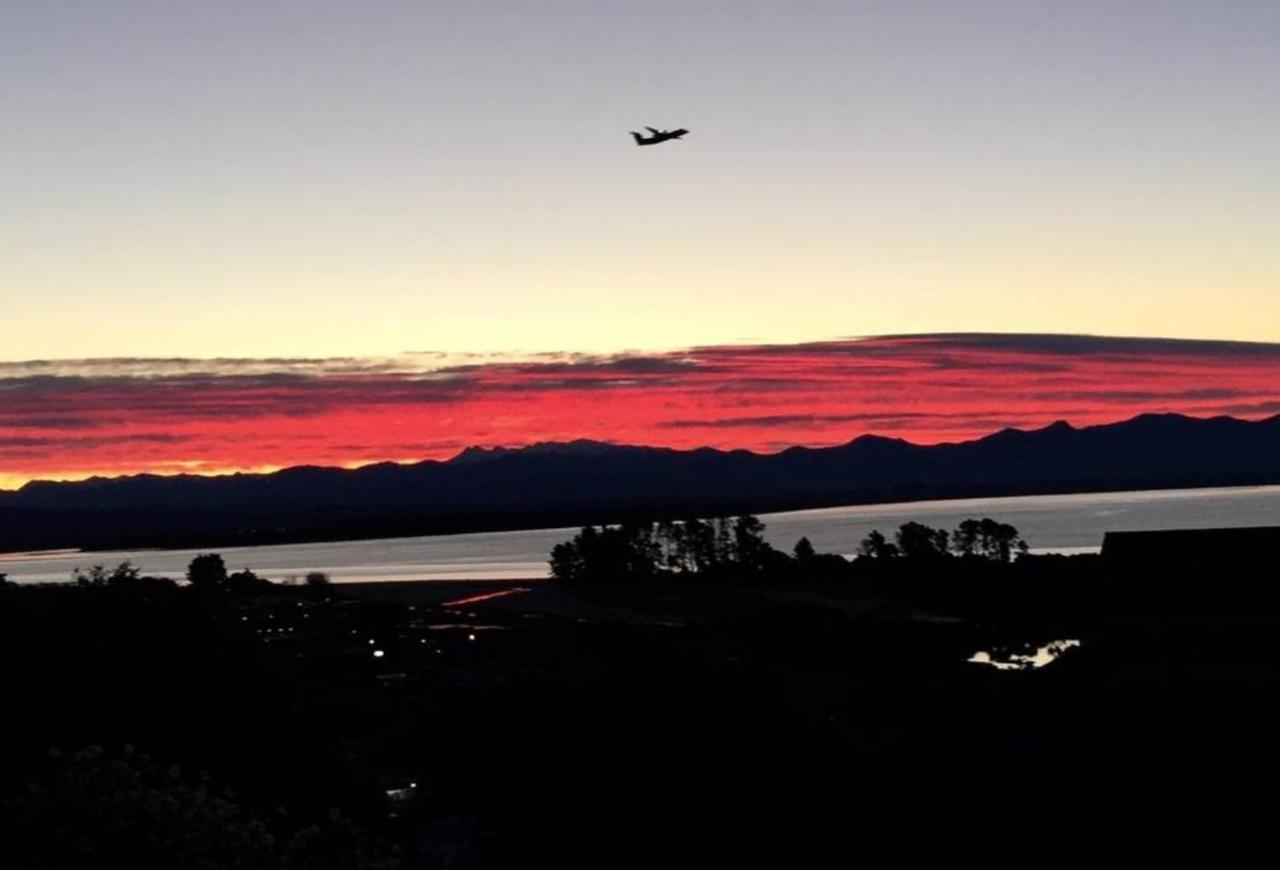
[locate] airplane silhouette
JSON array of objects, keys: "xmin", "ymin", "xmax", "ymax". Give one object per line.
[{"xmin": 631, "ymin": 126, "xmax": 689, "ymax": 146}]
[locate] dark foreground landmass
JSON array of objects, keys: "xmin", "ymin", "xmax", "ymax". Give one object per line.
[
  {"xmin": 3, "ymin": 411, "xmax": 1280, "ymax": 553},
  {"xmin": 6, "ymin": 543, "xmax": 1280, "ymax": 868}
]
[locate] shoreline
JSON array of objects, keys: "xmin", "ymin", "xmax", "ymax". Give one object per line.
[
  {"xmin": 3, "ymin": 481, "xmax": 1278, "ymax": 584},
  {"xmin": 5, "ymin": 480, "xmax": 1280, "ymax": 560}
]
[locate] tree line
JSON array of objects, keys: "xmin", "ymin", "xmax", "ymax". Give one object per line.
[
  {"xmin": 549, "ymin": 516, "xmax": 788, "ymax": 585},
  {"xmin": 549, "ymin": 515, "xmax": 1029, "ymax": 584},
  {"xmin": 57, "ymin": 555, "xmax": 331, "ymax": 593},
  {"xmin": 856, "ymin": 518, "xmax": 1029, "ymax": 562}
]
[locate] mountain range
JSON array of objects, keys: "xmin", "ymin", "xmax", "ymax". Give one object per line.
[{"xmin": 3, "ymin": 412, "xmax": 1279, "ymax": 553}]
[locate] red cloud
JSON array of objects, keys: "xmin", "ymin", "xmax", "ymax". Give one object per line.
[{"xmin": 3, "ymin": 333, "xmax": 1279, "ymax": 487}]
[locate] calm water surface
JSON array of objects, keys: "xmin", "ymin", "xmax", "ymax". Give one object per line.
[{"xmin": 3, "ymin": 484, "xmax": 1279, "ymax": 585}]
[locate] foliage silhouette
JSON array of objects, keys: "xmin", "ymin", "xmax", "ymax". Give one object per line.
[
  {"xmin": 857, "ymin": 518, "xmax": 1029, "ymax": 564},
  {"xmin": 73, "ymin": 562, "xmax": 141, "ymax": 587},
  {"xmin": 895, "ymin": 521, "xmax": 950, "ymax": 560},
  {"xmin": 186, "ymin": 553, "xmax": 228, "ymax": 588},
  {"xmin": 550, "ymin": 515, "xmax": 784, "ymax": 584},
  {"xmin": 857, "ymin": 529, "xmax": 900, "ymax": 560},
  {"xmin": 551, "ymin": 515, "xmax": 1033, "ymax": 585},
  {"xmin": 951, "ymin": 518, "xmax": 1029, "ymax": 562},
  {"xmin": 227, "ymin": 567, "xmax": 273, "ymax": 593}
]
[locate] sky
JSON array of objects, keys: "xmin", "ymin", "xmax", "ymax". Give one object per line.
[
  {"xmin": 4, "ymin": 333, "xmax": 1280, "ymax": 490},
  {"xmin": 2, "ymin": 2, "xmax": 1279, "ymax": 485}
]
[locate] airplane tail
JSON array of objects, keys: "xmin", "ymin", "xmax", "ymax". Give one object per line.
[{"xmin": 630, "ymin": 131, "xmax": 644, "ymax": 144}]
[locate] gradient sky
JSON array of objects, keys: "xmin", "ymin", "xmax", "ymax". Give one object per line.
[
  {"xmin": 4, "ymin": 4, "xmax": 1280, "ymax": 487},
  {"xmin": 4, "ymin": 1, "xmax": 1279, "ymax": 362}
]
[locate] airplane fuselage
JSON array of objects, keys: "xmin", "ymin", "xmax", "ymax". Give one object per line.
[{"xmin": 632, "ymin": 128, "xmax": 689, "ymax": 146}]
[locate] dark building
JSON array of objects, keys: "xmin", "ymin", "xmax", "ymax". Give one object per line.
[
  {"xmin": 1103, "ymin": 526, "xmax": 1280, "ymax": 566},
  {"xmin": 1102, "ymin": 526, "xmax": 1280, "ymax": 617}
]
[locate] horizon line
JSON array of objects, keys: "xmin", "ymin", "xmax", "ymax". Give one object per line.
[
  {"xmin": 5, "ymin": 329, "xmax": 1280, "ymax": 368},
  {"xmin": 5, "ymin": 409, "xmax": 1272, "ymax": 494}
]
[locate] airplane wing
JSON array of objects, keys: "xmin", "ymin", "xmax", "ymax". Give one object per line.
[{"xmin": 645, "ymin": 127, "xmax": 661, "ymax": 135}]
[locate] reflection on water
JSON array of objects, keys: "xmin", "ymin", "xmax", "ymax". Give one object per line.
[{"xmin": 969, "ymin": 639, "xmax": 1081, "ymax": 671}]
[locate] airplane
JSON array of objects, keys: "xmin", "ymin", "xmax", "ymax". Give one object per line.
[{"xmin": 631, "ymin": 126, "xmax": 689, "ymax": 146}]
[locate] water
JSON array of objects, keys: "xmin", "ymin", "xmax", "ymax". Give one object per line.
[
  {"xmin": 969, "ymin": 640, "xmax": 1082, "ymax": 671},
  {"xmin": 3, "ymin": 484, "xmax": 1279, "ymax": 585}
]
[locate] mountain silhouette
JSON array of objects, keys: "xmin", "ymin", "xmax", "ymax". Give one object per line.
[{"xmin": 3, "ymin": 413, "xmax": 1279, "ymax": 552}]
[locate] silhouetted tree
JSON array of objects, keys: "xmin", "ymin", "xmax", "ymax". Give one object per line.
[
  {"xmin": 733, "ymin": 515, "xmax": 772, "ymax": 572},
  {"xmin": 73, "ymin": 561, "xmax": 141, "ymax": 587},
  {"xmin": 950, "ymin": 518, "xmax": 1028, "ymax": 562},
  {"xmin": 186, "ymin": 553, "xmax": 228, "ymax": 589},
  {"xmin": 895, "ymin": 522, "xmax": 950, "ymax": 560},
  {"xmin": 305, "ymin": 571, "xmax": 331, "ymax": 587},
  {"xmin": 550, "ymin": 535, "xmax": 588, "ymax": 584},
  {"xmin": 952, "ymin": 519, "xmax": 983, "ymax": 558},
  {"xmin": 625, "ymin": 522, "xmax": 663, "ymax": 576},
  {"xmin": 713, "ymin": 516, "xmax": 735, "ymax": 565},
  {"xmin": 226, "ymin": 568, "xmax": 272, "ymax": 593},
  {"xmin": 857, "ymin": 530, "xmax": 899, "ymax": 560},
  {"xmin": 549, "ymin": 514, "xmax": 782, "ymax": 584},
  {"xmin": 680, "ymin": 518, "xmax": 717, "ymax": 574},
  {"xmin": 654, "ymin": 520, "xmax": 684, "ymax": 573},
  {"xmin": 791, "ymin": 536, "xmax": 850, "ymax": 579},
  {"xmin": 983, "ymin": 518, "xmax": 1029, "ymax": 563},
  {"xmin": 549, "ymin": 523, "xmax": 662, "ymax": 585},
  {"xmin": 73, "ymin": 565, "xmax": 108, "ymax": 587}
]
